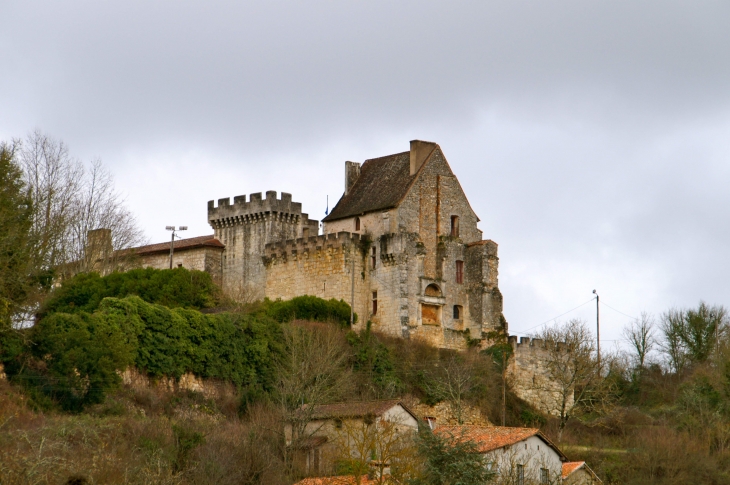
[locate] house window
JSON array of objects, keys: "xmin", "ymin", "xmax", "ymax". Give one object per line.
[
  {"xmin": 453, "ymin": 305, "xmax": 462, "ymax": 320},
  {"xmin": 372, "ymin": 291, "xmax": 378, "ymax": 315},
  {"xmin": 177, "ymin": 263, "xmax": 183, "ymax": 268},
  {"xmin": 455, "ymin": 260, "xmax": 464, "ymax": 284},
  {"xmin": 517, "ymin": 464, "xmax": 525, "ymax": 485},
  {"xmin": 540, "ymin": 468, "xmax": 549, "ymax": 484},
  {"xmin": 371, "ymin": 247, "xmax": 376, "ymax": 269},
  {"xmin": 335, "ymin": 418, "xmax": 343, "ymax": 429},
  {"xmin": 355, "ymin": 217, "xmax": 361, "ymax": 231},
  {"xmin": 450, "ymin": 215, "xmax": 459, "ymax": 237}
]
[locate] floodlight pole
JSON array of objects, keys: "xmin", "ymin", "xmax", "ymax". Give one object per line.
[{"xmin": 167, "ymin": 226, "xmax": 187, "ymax": 269}]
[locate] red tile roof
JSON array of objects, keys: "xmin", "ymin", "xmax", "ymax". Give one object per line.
[
  {"xmin": 301, "ymin": 400, "xmax": 416, "ymax": 421},
  {"xmin": 131, "ymin": 235, "xmax": 224, "ymax": 255},
  {"xmin": 562, "ymin": 461, "xmax": 585, "ymax": 478},
  {"xmin": 562, "ymin": 461, "xmax": 602, "ymax": 482},
  {"xmin": 435, "ymin": 426, "xmax": 566, "ymax": 459}
]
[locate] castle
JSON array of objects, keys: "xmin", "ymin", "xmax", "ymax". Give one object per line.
[
  {"xmin": 87, "ymin": 139, "xmax": 565, "ymax": 412},
  {"xmin": 206, "ymin": 140, "xmax": 506, "ymax": 348}
]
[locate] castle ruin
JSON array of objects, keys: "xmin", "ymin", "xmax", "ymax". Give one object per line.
[{"xmin": 208, "ymin": 140, "xmax": 507, "ymax": 348}]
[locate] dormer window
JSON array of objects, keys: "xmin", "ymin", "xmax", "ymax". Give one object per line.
[
  {"xmin": 450, "ymin": 215, "xmax": 459, "ymax": 237},
  {"xmin": 355, "ymin": 217, "xmax": 361, "ymax": 231}
]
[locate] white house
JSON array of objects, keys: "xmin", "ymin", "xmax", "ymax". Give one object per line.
[{"xmin": 436, "ymin": 426, "xmax": 600, "ymax": 485}]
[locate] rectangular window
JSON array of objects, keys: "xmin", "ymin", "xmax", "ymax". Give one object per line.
[
  {"xmin": 450, "ymin": 215, "xmax": 459, "ymax": 237},
  {"xmin": 372, "ymin": 291, "xmax": 377, "ymax": 315},
  {"xmin": 371, "ymin": 247, "xmax": 377, "ymax": 269},
  {"xmin": 455, "ymin": 260, "xmax": 464, "ymax": 284},
  {"xmin": 453, "ymin": 305, "xmax": 462, "ymax": 320},
  {"xmin": 540, "ymin": 468, "xmax": 549, "ymax": 484},
  {"xmin": 517, "ymin": 464, "xmax": 524, "ymax": 485}
]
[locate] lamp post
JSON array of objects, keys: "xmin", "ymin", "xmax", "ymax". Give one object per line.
[
  {"xmin": 166, "ymin": 226, "xmax": 187, "ymax": 269},
  {"xmin": 593, "ymin": 289, "xmax": 600, "ymax": 370}
]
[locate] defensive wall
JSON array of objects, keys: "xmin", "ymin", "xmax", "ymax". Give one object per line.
[{"xmin": 208, "ymin": 191, "xmax": 319, "ymax": 299}]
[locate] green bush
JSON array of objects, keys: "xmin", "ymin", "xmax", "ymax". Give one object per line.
[
  {"xmin": 40, "ymin": 267, "xmax": 219, "ymax": 317},
  {"xmin": 28, "ymin": 309, "xmax": 138, "ymax": 411},
  {"xmin": 263, "ymin": 295, "xmax": 355, "ymax": 327},
  {"xmin": 20, "ymin": 295, "xmax": 285, "ymax": 410}
]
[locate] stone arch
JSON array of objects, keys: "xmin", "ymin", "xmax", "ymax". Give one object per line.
[{"xmin": 424, "ymin": 283, "xmax": 442, "ymax": 297}]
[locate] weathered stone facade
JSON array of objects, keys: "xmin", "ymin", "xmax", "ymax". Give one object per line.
[
  {"xmin": 208, "ymin": 140, "xmax": 508, "ymax": 349},
  {"xmin": 507, "ymin": 336, "xmax": 575, "ymax": 416},
  {"xmin": 208, "ymin": 191, "xmax": 319, "ymax": 300}
]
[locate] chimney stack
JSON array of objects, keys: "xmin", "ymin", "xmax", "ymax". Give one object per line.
[
  {"xmin": 345, "ymin": 161, "xmax": 361, "ymax": 195},
  {"xmin": 410, "ymin": 140, "xmax": 436, "ymax": 175}
]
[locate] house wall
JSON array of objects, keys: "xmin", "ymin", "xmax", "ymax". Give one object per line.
[
  {"xmin": 564, "ymin": 467, "xmax": 600, "ymax": 485},
  {"xmin": 138, "ymin": 247, "xmax": 223, "ymax": 284},
  {"xmin": 485, "ymin": 435, "xmax": 563, "ymax": 485}
]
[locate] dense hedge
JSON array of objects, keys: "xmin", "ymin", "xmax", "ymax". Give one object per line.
[
  {"xmin": 22, "ymin": 296, "xmax": 284, "ymax": 410},
  {"xmin": 40, "ymin": 267, "xmax": 219, "ymax": 317},
  {"xmin": 263, "ymin": 295, "xmax": 356, "ymax": 327}
]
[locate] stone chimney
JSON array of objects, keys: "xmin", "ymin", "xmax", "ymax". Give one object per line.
[
  {"xmin": 86, "ymin": 228, "xmax": 113, "ymax": 262},
  {"xmin": 410, "ymin": 140, "xmax": 437, "ymax": 175},
  {"xmin": 345, "ymin": 161, "xmax": 361, "ymax": 195}
]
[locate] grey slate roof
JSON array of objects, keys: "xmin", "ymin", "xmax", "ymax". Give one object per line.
[{"xmin": 322, "ymin": 151, "xmax": 416, "ymax": 222}]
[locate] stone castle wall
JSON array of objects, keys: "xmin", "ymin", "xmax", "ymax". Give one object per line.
[
  {"xmin": 139, "ymin": 247, "xmax": 222, "ymax": 284},
  {"xmin": 507, "ymin": 336, "xmax": 575, "ymax": 416},
  {"xmin": 208, "ymin": 191, "xmax": 319, "ymax": 299},
  {"xmin": 264, "ymin": 232, "xmax": 370, "ymax": 327}
]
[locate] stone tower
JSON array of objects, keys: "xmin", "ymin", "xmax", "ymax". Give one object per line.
[{"xmin": 207, "ymin": 191, "xmax": 319, "ymax": 300}]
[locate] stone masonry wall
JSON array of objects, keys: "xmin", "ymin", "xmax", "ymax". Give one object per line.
[
  {"xmin": 264, "ymin": 232, "xmax": 370, "ymax": 327},
  {"xmin": 507, "ymin": 336, "xmax": 575, "ymax": 416},
  {"xmin": 208, "ymin": 191, "xmax": 319, "ymax": 300},
  {"xmin": 138, "ymin": 247, "xmax": 222, "ymax": 284}
]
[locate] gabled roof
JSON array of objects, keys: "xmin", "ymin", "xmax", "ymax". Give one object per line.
[
  {"xmin": 131, "ymin": 235, "xmax": 224, "ymax": 256},
  {"xmin": 562, "ymin": 461, "xmax": 602, "ymax": 482},
  {"xmin": 301, "ymin": 399, "xmax": 417, "ymax": 422},
  {"xmin": 323, "ymin": 150, "xmax": 420, "ymax": 222},
  {"xmin": 435, "ymin": 426, "xmax": 567, "ymax": 459}
]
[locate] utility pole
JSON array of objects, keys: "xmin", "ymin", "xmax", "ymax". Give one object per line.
[
  {"xmin": 502, "ymin": 352, "xmax": 506, "ymax": 426},
  {"xmin": 166, "ymin": 226, "xmax": 187, "ymax": 269},
  {"xmin": 350, "ymin": 254, "xmax": 355, "ymax": 326},
  {"xmin": 593, "ymin": 289, "xmax": 600, "ymax": 370}
]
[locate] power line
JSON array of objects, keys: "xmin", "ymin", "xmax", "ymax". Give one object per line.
[
  {"xmin": 600, "ymin": 300, "xmax": 636, "ymax": 320},
  {"xmin": 510, "ymin": 298, "xmax": 596, "ymax": 335}
]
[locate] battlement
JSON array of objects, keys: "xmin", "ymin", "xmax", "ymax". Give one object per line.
[
  {"xmin": 264, "ymin": 231, "xmax": 362, "ymax": 259},
  {"xmin": 509, "ymin": 335, "xmax": 566, "ymax": 352},
  {"xmin": 208, "ymin": 191, "xmax": 317, "ymax": 227}
]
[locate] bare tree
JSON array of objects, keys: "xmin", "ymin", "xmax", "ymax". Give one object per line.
[
  {"xmin": 67, "ymin": 159, "xmax": 145, "ymax": 274},
  {"xmin": 623, "ymin": 312, "xmax": 656, "ymax": 370},
  {"xmin": 275, "ymin": 322, "xmax": 353, "ymax": 470},
  {"xmin": 423, "ymin": 353, "xmax": 484, "ymax": 425},
  {"xmin": 19, "ymin": 130, "xmax": 83, "ymax": 270},
  {"xmin": 527, "ymin": 319, "xmax": 601, "ymax": 441},
  {"xmin": 660, "ymin": 308, "xmax": 689, "ymax": 375},
  {"xmin": 19, "ymin": 131, "xmax": 145, "ymax": 278},
  {"xmin": 331, "ymin": 415, "xmax": 419, "ymax": 484}
]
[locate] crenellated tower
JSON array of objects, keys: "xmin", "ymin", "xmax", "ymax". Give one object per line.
[{"xmin": 208, "ymin": 190, "xmax": 319, "ymax": 299}]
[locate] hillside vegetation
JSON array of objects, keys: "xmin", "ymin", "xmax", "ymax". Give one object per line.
[{"xmin": 1, "ymin": 267, "xmax": 730, "ymax": 483}]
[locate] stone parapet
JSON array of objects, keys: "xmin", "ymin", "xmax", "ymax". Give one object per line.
[
  {"xmin": 208, "ymin": 190, "xmax": 318, "ymax": 228},
  {"xmin": 264, "ymin": 231, "xmax": 362, "ymax": 259}
]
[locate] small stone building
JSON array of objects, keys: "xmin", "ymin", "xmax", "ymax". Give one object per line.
[
  {"xmin": 436, "ymin": 425, "xmax": 567, "ymax": 484},
  {"xmin": 208, "ymin": 140, "xmax": 507, "ymax": 348},
  {"xmin": 286, "ymin": 400, "xmax": 419, "ymax": 476}
]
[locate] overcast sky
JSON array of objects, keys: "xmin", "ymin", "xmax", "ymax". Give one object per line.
[{"xmin": 2, "ymin": 1, "xmax": 729, "ymax": 351}]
